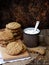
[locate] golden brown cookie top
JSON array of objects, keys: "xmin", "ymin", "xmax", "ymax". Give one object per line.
[
  {"xmin": 0, "ymin": 30, "xmax": 13, "ymax": 41},
  {"xmin": 6, "ymin": 40, "xmax": 23, "ymax": 55},
  {"xmin": 6, "ymin": 22, "xmax": 21, "ymax": 29}
]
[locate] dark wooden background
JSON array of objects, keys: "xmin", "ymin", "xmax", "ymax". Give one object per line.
[{"xmin": 0, "ymin": 0, "xmax": 49, "ymax": 29}]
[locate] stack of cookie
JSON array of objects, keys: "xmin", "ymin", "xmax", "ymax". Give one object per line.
[
  {"xmin": 5, "ymin": 22, "xmax": 22, "ymax": 40},
  {"xmin": 0, "ymin": 30, "xmax": 15, "ymax": 47}
]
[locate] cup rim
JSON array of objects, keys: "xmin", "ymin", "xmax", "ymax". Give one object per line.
[{"xmin": 23, "ymin": 27, "xmax": 40, "ymax": 35}]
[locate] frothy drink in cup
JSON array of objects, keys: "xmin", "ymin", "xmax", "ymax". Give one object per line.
[{"xmin": 24, "ymin": 28, "xmax": 40, "ymax": 34}]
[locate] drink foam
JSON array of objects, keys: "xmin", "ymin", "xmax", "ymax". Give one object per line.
[{"xmin": 24, "ymin": 28, "xmax": 40, "ymax": 34}]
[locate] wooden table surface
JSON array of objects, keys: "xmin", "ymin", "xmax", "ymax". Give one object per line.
[{"xmin": 3, "ymin": 46, "xmax": 49, "ymax": 65}]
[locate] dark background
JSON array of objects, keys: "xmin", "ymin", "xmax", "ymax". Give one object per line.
[{"xmin": 0, "ymin": 0, "xmax": 49, "ymax": 29}]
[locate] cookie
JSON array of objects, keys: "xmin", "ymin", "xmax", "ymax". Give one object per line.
[
  {"xmin": 0, "ymin": 38, "xmax": 15, "ymax": 47},
  {"xmin": 5, "ymin": 28, "xmax": 21, "ymax": 33},
  {"xmin": 6, "ymin": 22, "xmax": 21, "ymax": 30},
  {"xmin": 28, "ymin": 46, "xmax": 46, "ymax": 55},
  {"xmin": 5, "ymin": 28, "xmax": 22, "ymax": 37},
  {"xmin": 0, "ymin": 30, "xmax": 13, "ymax": 41},
  {"xmin": 6, "ymin": 40, "xmax": 23, "ymax": 55}
]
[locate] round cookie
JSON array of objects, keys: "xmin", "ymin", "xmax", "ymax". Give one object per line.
[
  {"xmin": 6, "ymin": 22, "xmax": 21, "ymax": 30},
  {"xmin": 0, "ymin": 30, "xmax": 13, "ymax": 41},
  {"xmin": 5, "ymin": 28, "xmax": 21, "ymax": 33},
  {"xmin": 6, "ymin": 40, "xmax": 23, "ymax": 55}
]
